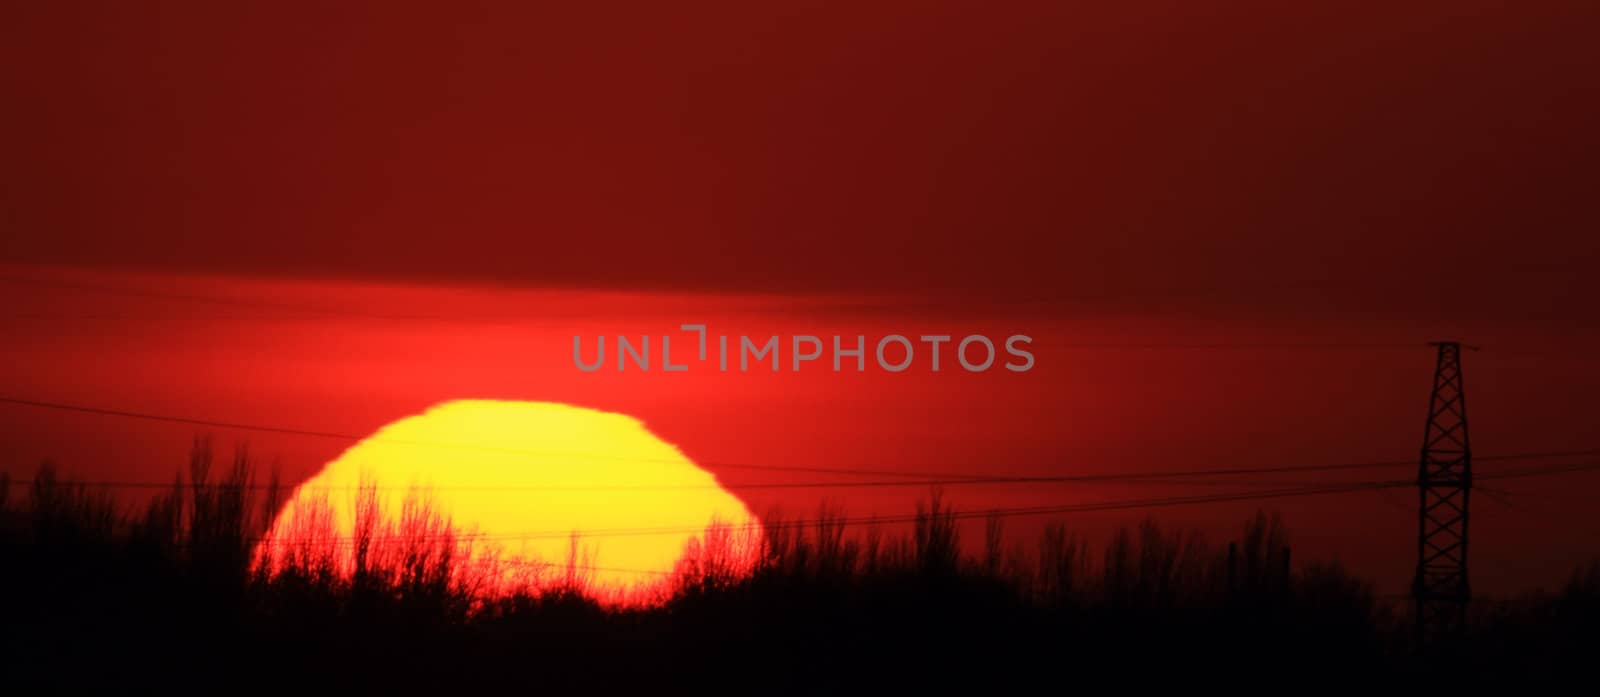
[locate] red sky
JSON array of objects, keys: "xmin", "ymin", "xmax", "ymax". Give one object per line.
[{"xmin": 2, "ymin": 1, "xmax": 1598, "ymax": 595}]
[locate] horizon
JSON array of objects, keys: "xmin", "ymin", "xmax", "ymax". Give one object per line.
[{"xmin": 2, "ymin": 1, "xmax": 1598, "ymax": 689}]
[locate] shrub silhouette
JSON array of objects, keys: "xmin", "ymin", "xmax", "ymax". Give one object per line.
[{"xmin": 1, "ymin": 454, "xmax": 1594, "ymax": 692}]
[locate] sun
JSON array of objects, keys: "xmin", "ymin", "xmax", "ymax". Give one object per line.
[{"xmin": 256, "ymin": 400, "xmax": 759, "ymax": 596}]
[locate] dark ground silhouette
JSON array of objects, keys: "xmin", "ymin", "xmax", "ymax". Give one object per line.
[{"xmin": 2, "ymin": 449, "xmax": 1596, "ymax": 694}]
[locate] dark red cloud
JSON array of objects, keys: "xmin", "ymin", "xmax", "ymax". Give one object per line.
[{"xmin": 2, "ymin": 1, "xmax": 1595, "ymax": 320}]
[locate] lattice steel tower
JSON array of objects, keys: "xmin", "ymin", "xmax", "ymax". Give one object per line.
[{"xmin": 1413, "ymin": 341, "xmax": 1473, "ymax": 647}]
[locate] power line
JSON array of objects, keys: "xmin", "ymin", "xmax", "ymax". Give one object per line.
[
  {"xmin": 11, "ymin": 455, "xmax": 1591, "ymax": 494},
  {"xmin": 1047, "ymin": 343, "xmax": 1427, "ymax": 350},
  {"xmin": 245, "ymin": 462, "xmax": 1600, "ymax": 546},
  {"xmin": 466, "ymin": 558, "xmax": 674, "ymax": 577},
  {"xmin": 0, "ymin": 394, "xmax": 972, "ymax": 480},
  {"xmin": 12, "ymin": 462, "xmax": 1594, "ymax": 552},
  {"xmin": 254, "ymin": 480, "xmax": 1413, "ymax": 546},
  {"xmin": 7, "ymin": 393, "xmax": 1600, "ymax": 489},
  {"xmin": 257, "ymin": 467, "xmax": 1600, "ymax": 580},
  {"xmin": 246, "ymin": 480, "xmax": 1403, "ymax": 548},
  {"xmin": 0, "ymin": 474, "xmax": 1404, "ymax": 493},
  {"xmin": 0, "ymin": 273, "xmax": 432, "ymax": 321},
  {"xmin": 17, "ymin": 396, "xmax": 1137, "ymax": 481},
  {"xmin": 474, "ymin": 462, "xmax": 1600, "ymax": 542}
]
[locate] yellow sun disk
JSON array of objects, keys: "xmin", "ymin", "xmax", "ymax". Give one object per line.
[{"xmin": 259, "ymin": 400, "xmax": 758, "ymax": 593}]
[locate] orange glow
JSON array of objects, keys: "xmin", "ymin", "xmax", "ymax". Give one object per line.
[{"xmin": 257, "ymin": 400, "xmax": 759, "ymax": 597}]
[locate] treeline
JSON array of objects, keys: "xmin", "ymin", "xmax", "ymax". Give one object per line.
[{"xmin": 0, "ymin": 446, "xmax": 1596, "ymax": 692}]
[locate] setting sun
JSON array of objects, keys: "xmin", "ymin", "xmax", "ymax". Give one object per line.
[{"xmin": 256, "ymin": 400, "xmax": 759, "ymax": 595}]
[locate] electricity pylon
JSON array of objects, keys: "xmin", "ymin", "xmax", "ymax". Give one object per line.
[{"xmin": 1413, "ymin": 341, "xmax": 1473, "ymax": 648}]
